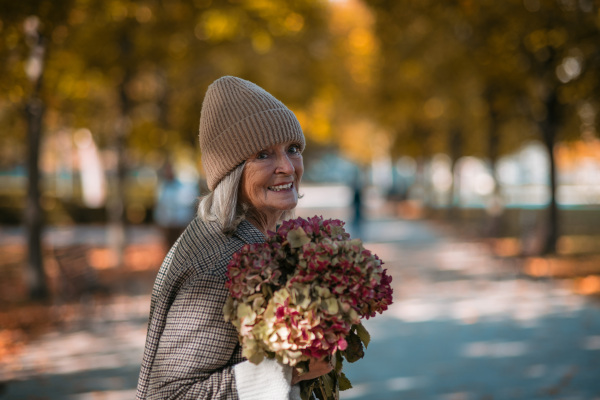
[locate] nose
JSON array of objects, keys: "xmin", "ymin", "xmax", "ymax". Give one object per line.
[{"xmin": 275, "ymin": 151, "xmax": 295, "ymax": 175}]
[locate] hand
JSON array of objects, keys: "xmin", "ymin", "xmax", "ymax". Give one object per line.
[{"xmin": 291, "ymin": 357, "xmax": 334, "ymax": 385}]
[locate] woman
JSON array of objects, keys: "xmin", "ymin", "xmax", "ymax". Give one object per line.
[{"xmin": 137, "ymin": 76, "xmax": 332, "ymax": 399}]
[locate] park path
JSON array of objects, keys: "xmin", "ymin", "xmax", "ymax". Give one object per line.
[
  {"xmin": 2, "ymin": 215, "xmax": 600, "ymax": 399},
  {"xmin": 341, "ymin": 218, "xmax": 600, "ymax": 400}
]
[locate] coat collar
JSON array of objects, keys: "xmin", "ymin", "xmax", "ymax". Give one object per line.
[{"xmin": 233, "ymin": 219, "xmax": 266, "ymax": 245}]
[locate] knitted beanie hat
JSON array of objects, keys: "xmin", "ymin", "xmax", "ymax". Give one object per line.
[{"xmin": 199, "ymin": 76, "xmax": 306, "ymax": 190}]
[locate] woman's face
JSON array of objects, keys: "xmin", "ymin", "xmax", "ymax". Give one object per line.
[{"xmin": 240, "ymin": 141, "xmax": 304, "ymax": 218}]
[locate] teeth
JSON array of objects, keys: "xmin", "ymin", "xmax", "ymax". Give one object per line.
[{"xmin": 269, "ymin": 183, "xmax": 292, "ymax": 191}]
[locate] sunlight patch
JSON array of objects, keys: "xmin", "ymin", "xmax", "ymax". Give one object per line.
[
  {"xmin": 461, "ymin": 341, "xmax": 528, "ymax": 358},
  {"xmin": 385, "ymin": 376, "xmax": 423, "ymax": 391},
  {"xmin": 340, "ymin": 382, "xmax": 371, "ymax": 398},
  {"xmin": 582, "ymin": 335, "xmax": 600, "ymax": 350}
]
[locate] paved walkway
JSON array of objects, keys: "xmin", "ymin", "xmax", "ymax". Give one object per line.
[
  {"xmin": 2, "ymin": 216, "xmax": 600, "ymax": 399},
  {"xmin": 342, "ymin": 219, "xmax": 600, "ymax": 400}
]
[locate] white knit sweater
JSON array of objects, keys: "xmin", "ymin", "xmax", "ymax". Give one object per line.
[{"xmin": 234, "ymin": 359, "xmax": 301, "ymax": 400}]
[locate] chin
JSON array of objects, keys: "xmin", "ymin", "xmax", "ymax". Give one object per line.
[{"xmin": 276, "ymin": 202, "xmax": 298, "ymax": 212}]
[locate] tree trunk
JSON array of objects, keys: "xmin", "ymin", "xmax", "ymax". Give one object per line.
[
  {"xmin": 484, "ymin": 88, "xmax": 504, "ymax": 238},
  {"xmin": 25, "ymin": 97, "xmax": 48, "ymax": 300},
  {"xmin": 413, "ymin": 125, "xmax": 434, "ymax": 211},
  {"xmin": 24, "ymin": 17, "xmax": 48, "ymax": 300},
  {"xmin": 540, "ymin": 89, "xmax": 560, "ymax": 255},
  {"xmin": 106, "ymin": 29, "xmax": 134, "ymax": 268},
  {"xmin": 447, "ymin": 127, "xmax": 462, "ymax": 219}
]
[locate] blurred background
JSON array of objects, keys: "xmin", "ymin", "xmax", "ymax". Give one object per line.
[{"xmin": 1, "ymin": 0, "xmax": 600, "ymax": 399}]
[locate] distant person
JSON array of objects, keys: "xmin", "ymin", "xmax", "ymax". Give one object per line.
[
  {"xmin": 351, "ymin": 168, "xmax": 364, "ymax": 239},
  {"xmin": 153, "ymin": 161, "xmax": 198, "ymax": 248},
  {"xmin": 137, "ymin": 76, "xmax": 332, "ymax": 399}
]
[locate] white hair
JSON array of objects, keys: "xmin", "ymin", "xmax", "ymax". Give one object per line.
[{"xmin": 197, "ymin": 162, "xmax": 295, "ymax": 235}]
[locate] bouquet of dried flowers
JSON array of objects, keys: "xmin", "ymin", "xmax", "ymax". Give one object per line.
[{"xmin": 224, "ymin": 216, "xmax": 393, "ymax": 400}]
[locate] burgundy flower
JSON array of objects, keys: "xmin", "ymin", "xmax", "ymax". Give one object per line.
[{"xmin": 224, "ymin": 215, "xmax": 394, "ymax": 393}]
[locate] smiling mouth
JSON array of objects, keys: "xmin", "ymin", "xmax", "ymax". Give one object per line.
[{"xmin": 268, "ymin": 183, "xmax": 293, "ymax": 192}]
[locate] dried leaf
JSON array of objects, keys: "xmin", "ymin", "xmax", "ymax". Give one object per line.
[
  {"xmin": 356, "ymin": 322, "xmax": 371, "ymax": 349},
  {"xmin": 344, "ymin": 331, "xmax": 364, "ymax": 363},
  {"xmin": 322, "ymin": 373, "xmax": 334, "ymax": 398},
  {"xmin": 339, "ymin": 372, "xmax": 353, "ymax": 391},
  {"xmin": 300, "ymin": 380, "xmax": 317, "ymax": 400},
  {"xmin": 334, "ymin": 351, "xmax": 344, "ymax": 373}
]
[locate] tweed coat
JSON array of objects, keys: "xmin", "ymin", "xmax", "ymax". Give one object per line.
[{"xmin": 136, "ymin": 217, "xmax": 265, "ymax": 399}]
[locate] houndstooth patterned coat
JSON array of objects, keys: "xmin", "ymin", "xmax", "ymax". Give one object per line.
[{"xmin": 136, "ymin": 217, "xmax": 265, "ymax": 399}]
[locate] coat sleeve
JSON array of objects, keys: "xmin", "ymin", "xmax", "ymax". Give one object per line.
[{"xmin": 146, "ymin": 273, "xmax": 241, "ymax": 399}]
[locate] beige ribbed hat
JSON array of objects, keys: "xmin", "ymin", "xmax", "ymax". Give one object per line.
[{"xmin": 199, "ymin": 76, "xmax": 305, "ymax": 190}]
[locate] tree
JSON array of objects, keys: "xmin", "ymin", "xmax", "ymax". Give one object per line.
[
  {"xmin": 454, "ymin": 0, "xmax": 600, "ymax": 253},
  {"xmin": 362, "ymin": 0, "xmax": 600, "ymax": 254},
  {"xmin": 362, "ymin": 0, "xmax": 488, "ymax": 211},
  {"xmin": 0, "ymin": 0, "xmax": 333, "ymax": 297},
  {"xmin": 0, "ymin": 0, "xmax": 75, "ymax": 300},
  {"xmin": 23, "ymin": 16, "xmax": 48, "ymax": 300}
]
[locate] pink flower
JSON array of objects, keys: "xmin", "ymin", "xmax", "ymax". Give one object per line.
[{"xmin": 224, "ymin": 215, "xmax": 393, "ymax": 371}]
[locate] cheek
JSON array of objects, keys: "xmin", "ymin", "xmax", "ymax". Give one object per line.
[
  {"xmin": 239, "ymin": 178, "xmax": 250, "ymax": 202},
  {"xmin": 294, "ymin": 159, "xmax": 304, "ymax": 181},
  {"xmin": 241, "ymin": 166, "xmax": 269, "ymax": 199},
  {"xmin": 240, "ymin": 171, "xmax": 256, "ymax": 201}
]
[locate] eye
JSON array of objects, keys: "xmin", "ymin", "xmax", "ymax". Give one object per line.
[
  {"xmin": 256, "ymin": 151, "xmax": 269, "ymax": 160},
  {"xmin": 288, "ymin": 144, "xmax": 301, "ymax": 155}
]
